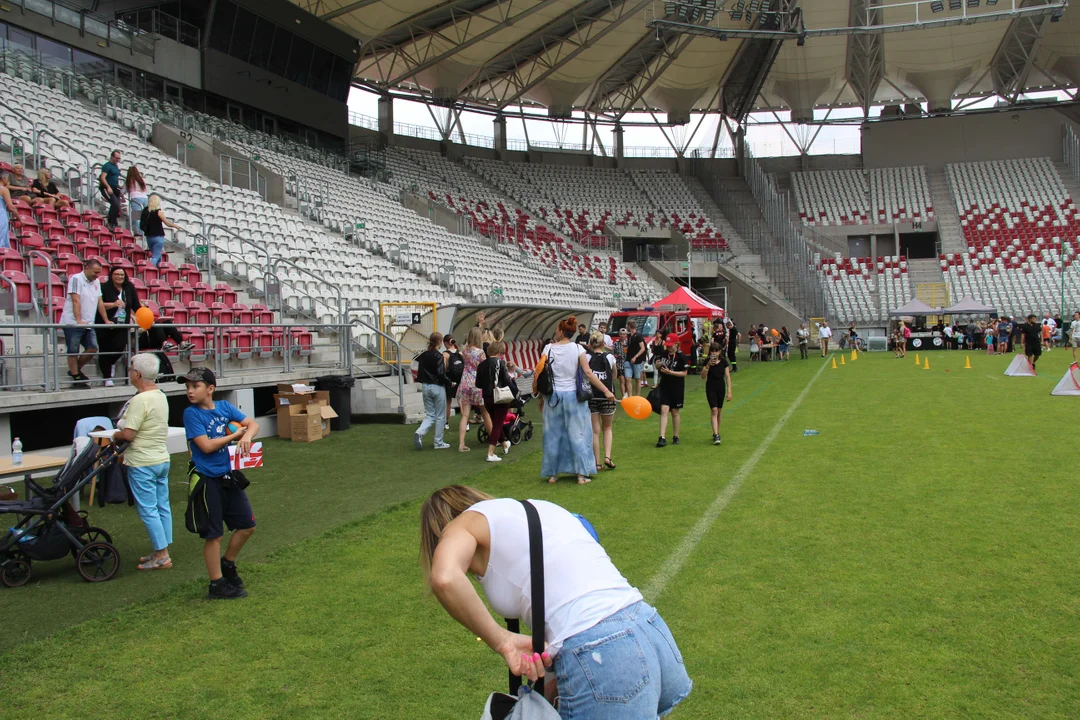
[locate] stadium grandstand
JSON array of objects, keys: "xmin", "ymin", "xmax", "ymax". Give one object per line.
[{"xmin": 0, "ymin": 0, "xmax": 1075, "ymax": 445}]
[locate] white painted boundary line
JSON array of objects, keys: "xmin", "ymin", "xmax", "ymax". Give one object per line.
[{"xmin": 642, "ymin": 356, "xmax": 832, "ymax": 603}]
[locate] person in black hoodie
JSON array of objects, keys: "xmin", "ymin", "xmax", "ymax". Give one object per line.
[
  {"xmin": 443, "ymin": 335, "xmax": 464, "ymax": 430},
  {"xmin": 96, "ymin": 266, "xmax": 141, "ymax": 386},
  {"xmin": 475, "ymin": 340, "xmax": 518, "ymax": 462},
  {"xmin": 414, "ymin": 332, "xmax": 451, "ymax": 450}
]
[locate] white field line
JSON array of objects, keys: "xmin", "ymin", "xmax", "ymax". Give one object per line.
[{"xmin": 642, "ymin": 356, "xmax": 831, "ymax": 603}]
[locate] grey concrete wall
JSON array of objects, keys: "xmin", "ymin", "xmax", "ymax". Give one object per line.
[
  {"xmin": 862, "ymin": 108, "xmax": 1080, "ymax": 169},
  {"xmin": 151, "ymin": 123, "xmax": 285, "ymax": 206},
  {"xmin": 202, "ymin": 50, "xmax": 347, "ymax": 139},
  {"xmin": 2, "ymin": 8, "xmax": 201, "ymax": 88}
]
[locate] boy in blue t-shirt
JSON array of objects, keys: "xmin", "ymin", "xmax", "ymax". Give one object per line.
[{"xmin": 180, "ymin": 368, "xmax": 260, "ymax": 600}]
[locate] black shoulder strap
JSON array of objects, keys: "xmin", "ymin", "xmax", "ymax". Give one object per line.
[{"xmin": 507, "ymin": 499, "xmax": 546, "ymax": 697}]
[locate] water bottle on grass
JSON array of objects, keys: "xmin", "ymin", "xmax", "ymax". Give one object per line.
[
  {"xmin": 11, "ymin": 438, "xmax": 22, "ymax": 467},
  {"xmin": 803, "ymin": 430, "xmax": 820, "ymax": 436}
]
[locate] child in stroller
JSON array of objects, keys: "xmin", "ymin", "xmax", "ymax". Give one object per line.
[
  {"xmin": 477, "ymin": 392, "xmax": 534, "ymax": 447},
  {"xmin": 0, "ymin": 440, "xmax": 124, "ymax": 587}
]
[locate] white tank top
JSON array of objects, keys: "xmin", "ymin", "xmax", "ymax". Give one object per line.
[{"xmin": 468, "ymin": 498, "xmax": 642, "ymax": 656}]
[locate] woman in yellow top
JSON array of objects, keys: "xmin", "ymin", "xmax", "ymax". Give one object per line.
[{"xmin": 115, "ymin": 353, "xmax": 173, "ymax": 570}]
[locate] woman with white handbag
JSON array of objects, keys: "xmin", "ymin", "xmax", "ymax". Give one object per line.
[
  {"xmin": 421, "ymin": 485, "xmax": 693, "ymax": 719},
  {"xmin": 475, "ymin": 341, "xmax": 518, "ymax": 463}
]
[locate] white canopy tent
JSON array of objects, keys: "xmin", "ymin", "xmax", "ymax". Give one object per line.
[
  {"xmin": 889, "ymin": 298, "xmax": 942, "ymax": 317},
  {"xmin": 942, "ymin": 297, "xmax": 997, "ymax": 315}
]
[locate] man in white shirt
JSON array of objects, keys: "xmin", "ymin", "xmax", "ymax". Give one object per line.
[
  {"xmin": 597, "ymin": 321, "xmax": 614, "ymax": 349},
  {"xmin": 60, "ymin": 259, "xmax": 110, "ymax": 388},
  {"xmin": 818, "ymin": 321, "xmax": 833, "ymax": 357},
  {"xmin": 1071, "ymin": 311, "xmax": 1080, "ymax": 363}
]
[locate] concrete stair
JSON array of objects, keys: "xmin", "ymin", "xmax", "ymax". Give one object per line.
[
  {"xmin": 927, "ymin": 169, "xmax": 965, "ymax": 255},
  {"xmin": 354, "ymin": 375, "xmax": 425, "ymax": 422}
]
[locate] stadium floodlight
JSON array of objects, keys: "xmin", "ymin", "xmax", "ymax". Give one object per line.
[{"xmin": 930, "ymin": 1, "xmax": 944, "ymax": 11}]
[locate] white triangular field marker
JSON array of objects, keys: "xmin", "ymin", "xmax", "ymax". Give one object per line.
[
  {"xmin": 1051, "ymin": 363, "xmax": 1080, "ymax": 396},
  {"xmin": 1004, "ymin": 355, "xmax": 1036, "ymax": 377}
]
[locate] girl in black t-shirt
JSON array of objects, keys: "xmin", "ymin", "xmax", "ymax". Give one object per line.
[
  {"xmin": 700, "ymin": 342, "xmax": 733, "ymax": 445},
  {"xmin": 656, "ymin": 334, "xmax": 688, "ymax": 448}
]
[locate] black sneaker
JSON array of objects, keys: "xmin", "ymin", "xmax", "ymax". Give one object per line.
[
  {"xmin": 220, "ymin": 557, "xmax": 245, "ymax": 590},
  {"xmin": 713, "ymin": 434, "xmax": 722, "ymax": 445},
  {"xmin": 672, "ymin": 436, "xmax": 680, "ymax": 445},
  {"xmin": 656, "ymin": 437, "xmax": 667, "ymax": 448},
  {"xmin": 208, "ymin": 577, "xmax": 247, "ymax": 599},
  {"xmin": 69, "ymin": 372, "xmax": 88, "ymax": 389}
]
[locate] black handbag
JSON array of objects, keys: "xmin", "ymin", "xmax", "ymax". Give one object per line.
[
  {"xmin": 646, "ymin": 388, "xmax": 662, "ymax": 415},
  {"xmin": 575, "ymin": 366, "xmax": 592, "ymax": 403}
]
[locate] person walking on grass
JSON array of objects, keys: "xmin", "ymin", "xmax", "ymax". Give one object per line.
[
  {"xmin": 625, "ymin": 320, "xmax": 647, "ymax": 395},
  {"xmin": 726, "ymin": 318, "xmax": 740, "ymax": 372},
  {"xmin": 818, "ymin": 321, "xmax": 833, "ymax": 356},
  {"xmin": 456, "ymin": 327, "xmax": 491, "ymax": 453},
  {"xmin": 181, "ymin": 368, "xmax": 259, "ymax": 600},
  {"xmin": 656, "ymin": 334, "xmax": 688, "ymax": 448},
  {"xmin": 114, "ymin": 353, "xmax": 172, "ymax": 571},
  {"xmin": 1021, "ymin": 315, "xmax": 1042, "ymax": 373},
  {"xmin": 796, "ymin": 322, "xmax": 809, "ymax": 360},
  {"xmin": 415, "ymin": 332, "xmax": 451, "ymax": 451},
  {"xmin": 586, "ymin": 333, "xmax": 617, "ymax": 472},
  {"xmin": 420, "ymin": 486, "xmax": 693, "ymax": 719},
  {"xmin": 778, "ymin": 326, "xmax": 791, "ymax": 361},
  {"xmin": 475, "ymin": 340, "xmax": 517, "ymax": 463},
  {"xmin": 613, "ymin": 328, "xmax": 629, "ymax": 398},
  {"xmin": 1071, "ymin": 311, "xmax": 1080, "ymax": 363},
  {"xmin": 701, "ymin": 341, "xmax": 733, "ymax": 446},
  {"xmin": 536, "ymin": 316, "xmax": 615, "ymax": 485}
]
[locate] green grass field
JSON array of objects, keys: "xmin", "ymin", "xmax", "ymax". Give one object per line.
[{"xmin": 1, "ymin": 349, "xmax": 1078, "ymax": 719}]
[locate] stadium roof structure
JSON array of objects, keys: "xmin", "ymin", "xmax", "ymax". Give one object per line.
[{"xmin": 298, "ymin": 0, "xmax": 1080, "ymax": 124}]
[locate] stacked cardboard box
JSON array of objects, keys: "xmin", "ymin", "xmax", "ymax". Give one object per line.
[{"xmin": 273, "ymin": 383, "xmax": 339, "ymax": 442}]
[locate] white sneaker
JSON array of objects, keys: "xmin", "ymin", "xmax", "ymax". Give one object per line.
[
  {"xmin": 486, "ymin": 454, "xmax": 502, "ymax": 463},
  {"xmin": 433, "ymin": 442, "xmax": 451, "ymax": 450},
  {"xmin": 444, "ymin": 423, "xmax": 450, "ymax": 430},
  {"xmin": 465, "ymin": 423, "xmax": 471, "ymax": 432},
  {"xmin": 104, "ymin": 379, "xmax": 114, "ymax": 387},
  {"xmin": 502, "ymin": 441, "xmax": 511, "ymax": 455}
]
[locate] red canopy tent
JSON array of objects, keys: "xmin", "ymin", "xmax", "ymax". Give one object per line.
[{"xmin": 652, "ymin": 286, "xmax": 725, "ymax": 318}]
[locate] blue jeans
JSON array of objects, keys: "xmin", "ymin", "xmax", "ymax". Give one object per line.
[
  {"xmin": 128, "ymin": 462, "xmax": 173, "ymax": 551},
  {"xmin": 417, "ymin": 383, "xmax": 446, "ymax": 445},
  {"xmin": 129, "ymin": 197, "xmax": 147, "ymax": 231},
  {"xmin": 624, "ymin": 362, "xmax": 644, "ymax": 379},
  {"xmin": 554, "ymin": 601, "xmax": 692, "ymax": 719},
  {"xmin": 146, "ymin": 236, "xmax": 165, "ymax": 267}
]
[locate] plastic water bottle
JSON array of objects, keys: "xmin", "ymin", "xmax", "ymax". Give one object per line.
[
  {"xmin": 11, "ymin": 438, "xmax": 22, "ymax": 467},
  {"xmin": 803, "ymin": 430, "xmax": 820, "ymax": 436},
  {"xmin": 8, "ymin": 527, "xmax": 23, "ymax": 541}
]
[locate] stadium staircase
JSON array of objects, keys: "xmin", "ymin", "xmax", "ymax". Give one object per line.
[{"xmin": 927, "ymin": 169, "xmax": 965, "ymax": 255}]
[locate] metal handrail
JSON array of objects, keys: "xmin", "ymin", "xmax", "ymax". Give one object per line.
[
  {"xmin": 26, "ymin": 250, "xmax": 55, "ymax": 323},
  {"xmin": 347, "ymin": 308, "xmax": 405, "ymax": 414},
  {"xmin": 0, "ymin": 97, "xmax": 41, "ymax": 141},
  {"xmin": 205, "ymin": 223, "xmax": 272, "ymax": 288},
  {"xmin": 34, "ymin": 129, "xmax": 92, "ymax": 204},
  {"xmin": 0, "ymin": 273, "xmax": 24, "ymax": 387},
  {"xmin": 271, "ymin": 256, "xmax": 345, "ymax": 326}
]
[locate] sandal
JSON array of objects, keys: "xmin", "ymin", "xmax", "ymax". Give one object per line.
[
  {"xmin": 458, "ymin": 446, "xmax": 471, "ymax": 452},
  {"xmin": 577, "ymin": 475, "xmax": 591, "ymax": 485},
  {"xmin": 604, "ymin": 457, "xmax": 616, "ymax": 470},
  {"xmin": 137, "ymin": 556, "xmax": 172, "ymax": 571},
  {"xmin": 548, "ymin": 477, "xmax": 558, "ymax": 484}
]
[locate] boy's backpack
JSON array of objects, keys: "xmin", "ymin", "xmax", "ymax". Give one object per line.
[
  {"xmin": 184, "ymin": 462, "xmax": 211, "ymax": 535},
  {"xmin": 139, "ymin": 207, "xmax": 150, "ymax": 235},
  {"xmin": 588, "ymin": 352, "xmax": 613, "ymax": 399}
]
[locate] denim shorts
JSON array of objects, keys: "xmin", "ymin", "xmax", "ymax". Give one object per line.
[
  {"xmin": 63, "ymin": 327, "xmax": 98, "ymax": 353},
  {"xmin": 554, "ymin": 601, "xmax": 692, "ymax": 720},
  {"xmin": 624, "ymin": 362, "xmax": 644, "ymax": 380}
]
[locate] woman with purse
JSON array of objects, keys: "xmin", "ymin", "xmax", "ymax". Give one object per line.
[
  {"xmin": 421, "ymin": 485, "xmax": 693, "ymax": 719},
  {"xmin": 536, "ymin": 317, "xmax": 616, "ymax": 485},
  {"xmin": 586, "ymin": 333, "xmax": 617, "ymax": 472},
  {"xmin": 476, "ymin": 340, "xmax": 517, "ymax": 463}
]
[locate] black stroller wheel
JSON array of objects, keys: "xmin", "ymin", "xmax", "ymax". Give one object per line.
[
  {"xmin": 524, "ymin": 426, "xmax": 534, "ymax": 441},
  {"xmin": 79, "ymin": 526, "xmax": 113, "ymax": 545},
  {"xmin": 1, "ymin": 558, "xmax": 31, "ymax": 588},
  {"xmin": 477, "ymin": 427, "xmax": 489, "ymax": 443},
  {"xmin": 509, "ymin": 427, "xmax": 523, "ymax": 445},
  {"xmin": 76, "ymin": 542, "xmax": 120, "ymax": 583}
]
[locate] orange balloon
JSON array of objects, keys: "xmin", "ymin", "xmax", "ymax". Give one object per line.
[
  {"xmin": 135, "ymin": 307, "xmax": 155, "ymax": 331},
  {"xmin": 770, "ymin": 328, "xmax": 779, "ymax": 337},
  {"xmin": 620, "ymin": 395, "xmax": 652, "ymax": 420}
]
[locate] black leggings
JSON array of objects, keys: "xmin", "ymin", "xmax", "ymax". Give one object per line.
[{"xmin": 97, "ymin": 327, "xmax": 129, "ymax": 378}]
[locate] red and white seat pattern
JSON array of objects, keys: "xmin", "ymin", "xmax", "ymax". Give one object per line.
[
  {"xmin": 794, "ymin": 170, "xmax": 869, "ymax": 226},
  {"xmin": 816, "ymin": 254, "xmax": 911, "ymax": 323},
  {"xmin": 944, "ymin": 157, "xmax": 1080, "ymax": 316},
  {"xmin": 506, "ymin": 339, "xmax": 544, "ymax": 371},
  {"xmin": 794, "ymin": 166, "xmax": 933, "ymax": 226}
]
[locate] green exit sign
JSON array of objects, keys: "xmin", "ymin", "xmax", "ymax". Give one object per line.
[
  {"xmin": 194, "ymin": 245, "xmax": 208, "ymax": 255},
  {"xmin": 187, "ymin": 143, "xmax": 195, "ymax": 150},
  {"xmin": 491, "ymin": 288, "xmax": 503, "ymax": 296},
  {"xmin": 355, "ymin": 222, "xmax": 365, "ymax": 229}
]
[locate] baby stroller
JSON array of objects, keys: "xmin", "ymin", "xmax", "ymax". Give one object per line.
[
  {"xmin": 0, "ymin": 440, "xmax": 125, "ymax": 588},
  {"xmin": 478, "ymin": 393, "xmax": 535, "ymax": 446}
]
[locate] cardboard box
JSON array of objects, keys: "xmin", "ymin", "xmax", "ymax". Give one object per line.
[
  {"xmin": 319, "ymin": 404, "xmax": 338, "ymax": 437},
  {"xmin": 273, "ymin": 390, "xmax": 331, "ymax": 439},
  {"xmin": 290, "ymin": 409, "xmax": 323, "ymax": 443}
]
